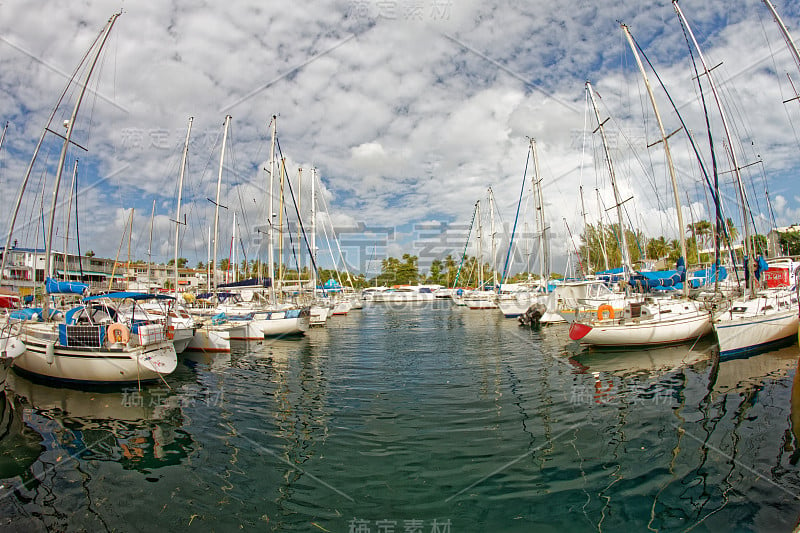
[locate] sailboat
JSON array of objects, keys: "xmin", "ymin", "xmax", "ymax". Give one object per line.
[
  {"xmin": 7, "ymin": 14, "xmax": 179, "ymax": 383},
  {"xmin": 462, "ymin": 189, "xmax": 499, "ymax": 310},
  {"xmin": 672, "ymin": 0, "xmax": 800, "ymax": 357},
  {"xmin": 141, "ymin": 116, "xmax": 196, "ymax": 355},
  {"xmin": 497, "ymin": 139, "xmax": 563, "ymax": 322},
  {"xmin": 186, "ymin": 116, "xmax": 248, "ymax": 350},
  {"xmin": 568, "ymin": 77, "xmax": 712, "ymax": 348},
  {"xmin": 206, "ymin": 115, "xmax": 309, "ymax": 337}
]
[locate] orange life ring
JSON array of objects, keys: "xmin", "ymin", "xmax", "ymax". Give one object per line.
[
  {"xmin": 107, "ymin": 322, "xmax": 130, "ymax": 344},
  {"xmin": 597, "ymin": 304, "xmax": 615, "ymax": 320},
  {"xmin": 167, "ymin": 325, "xmax": 175, "ymax": 340}
]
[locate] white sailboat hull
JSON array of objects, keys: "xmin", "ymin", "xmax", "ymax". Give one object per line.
[
  {"xmin": 371, "ymin": 293, "xmax": 436, "ymax": 303},
  {"xmin": 570, "ymin": 313, "xmax": 712, "ymax": 347},
  {"xmin": 171, "ymin": 326, "xmax": 194, "ymax": 354},
  {"xmin": 332, "ymin": 300, "xmax": 351, "ymax": 315},
  {"xmin": 310, "ymin": 305, "xmax": 330, "ymax": 326},
  {"xmin": 463, "ymin": 297, "xmax": 498, "ymax": 310},
  {"xmin": 713, "ymin": 289, "xmax": 799, "ymax": 357},
  {"xmin": 227, "ymin": 319, "xmax": 265, "ymax": 340},
  {"xmin": 569, "ymin": 298, "xmax": 713, "ymax": 348},
  {"xmin": 498, "ymin": 297, "xmax": 531, "ymax": 318},
  {"xmin": 260, "ymin": 315, "xmax": 310, "ymax": 336},
  {"xmin": 17, "ymin": 326, "xmax": 177, "ymax": 383},
  {"xmin": 186, "ymin": 325, "xmax": 231, "ymax": 352},
  {"xmin": 714, "ymin": 310, "xmax": 798, "ymax": 357}
]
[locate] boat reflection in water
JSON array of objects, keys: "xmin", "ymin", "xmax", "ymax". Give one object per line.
[
  {"xmin": 0, "ymin": 388, "xmax": 45, "ymax": 482},
  {"xmin": 7, "ymin": 372, "xmax": 194, "ymax": 470},
  {"xmin": 791, "ymin": 356, "xmax": 800, "ymax": 465},
  {"xmin": 1, "ymin": 372, "xmax": 195, "ymax": 530},
  {"xmin": 564, "ymin": 337, "xmax": 800, "ymax": 531},
  {"xmin": 567, "ymin": 337, "xmax": 715, "ymax": 378}
]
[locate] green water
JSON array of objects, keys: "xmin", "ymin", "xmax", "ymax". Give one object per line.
[{"xmin": 1, "ymin": 301, "xmax": 799, "ymax": 532}]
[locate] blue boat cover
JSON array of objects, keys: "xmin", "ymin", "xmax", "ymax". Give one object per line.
[
  {"xmin": 9, "ymin": 307, "xmax": 61, "ymax": 321},
  {"xmin": 630, "ymin": 269, "xmax": 686, "ymax": 291},
  {"xmin": 46, "ymin": 277, "xmax": 89, "ymax": 295}
]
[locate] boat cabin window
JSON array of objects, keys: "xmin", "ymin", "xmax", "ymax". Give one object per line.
[{"xmin": 74, "ymin": 305, "xmax": 117, "ymax": 325}]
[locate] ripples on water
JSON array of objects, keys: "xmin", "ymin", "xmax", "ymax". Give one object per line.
[{"xmin": 1, "ymin": 301, "xmax": 799, "ymax": 531}]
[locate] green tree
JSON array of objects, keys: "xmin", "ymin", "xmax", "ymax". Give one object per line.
[
  {"xmin": 167, "ymin": 257, "xmax": 189, "ymax": 268},
  {"xmin": 779, "ymin": 231, "xmax": 800, "ymax": 255},
  {"xmin": 444, "ymin": 254, "xmax": 458, "ymax": 287},
  {"xmin": 646, "ymin": 236, "xmax": 669, "ymax": 261},
  {"xmin": 725, "ymin": 218, "xmax": 739, "ymax": 243},
  {"xmin": 428, "ymin": 259, "xmax": 443, "ymax": 284},
  {"xmin": 396, "ymin": 254, "xmax": 419, "ymax": 285}
]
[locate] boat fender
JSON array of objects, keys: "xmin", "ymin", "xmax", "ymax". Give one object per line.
[
  {"xmin": 45, "ymin": 342, "xmax": 55, "ymax": 364},
  {"xmin": 107, "ymin": 323, "xmax": 130, "ymax": 345},
  {"xmin": 167, "ymin": 325, "xmax": 175, "ymax": 340},
  {"xmin": 597, "ymin": 304, "xmax": 614, "ymax": 320}
]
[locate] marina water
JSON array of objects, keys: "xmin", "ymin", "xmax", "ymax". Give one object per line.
[{"xmin": 1, "ymin": 300, "xmax": 799, "ymax": 531}]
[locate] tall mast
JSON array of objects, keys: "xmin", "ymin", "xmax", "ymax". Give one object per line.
[
  {"xmin": 763, "ymin": 0, "xmax": 800, "ymax": 70},
  {"xmin": 267, "ymin": 115, "xmax": 277, "ymax": 303},
  {"xmin": 231, "ymin": 211, "xmax": 236, "ymax": 284},
  {"xmin": 476, "ymin": 199, "xmax": 483, "ymax": 289},
  {"xmin": 42, "ymin": 12, "xmax": 120, "ymax": 320},
  {"xmin": 673, "ymin": 1, "xmax": 754, "ymax": 297},
  {"xmin": 311, "ymin": 168, "xmax": 317, "ymax": 294},
  {"xmin": 212, "ymin": 115, "xmax": 231, "ymax": 293},
  {"xmin": 0, "ymin": 121, "xmax": 8, "ymax": 155},
  {"xmin": 1, "ymin": 15, "xmax": 119, "ymax": 287},
  {"xmin": 174, "ymin": 117, "xmax": 193, "ymax": 296},
  {"xmin": 278, "ymin": 157, "xmax": 285, "ymax": 294},
  {"xmin": 579, "ymin": 185, "xmax": 591, "ymax": 275},
  {"xmin": 63, "ymin": 159, "xmax": 79, "ymax": 281},
  {"xmin": 488, "ymin": 187, "xmax": 497, "ymax": 289},
  {"xmin": 531, "ymin": 139, "xmax": 550, "ymax": 284},
  {"xmin": 125, "ymin": 207, "xmax": 134, "ymax": 291},
  {"xmin": 297, "ymin": 167, "xmax": 303, "ymax": 283},
  {"xmin": 596, "ymin": 189, "xmax": 610, "ymax": 271},
  {"xmin": 621, "ymin": 23, "xmax": 689, "ymax": 297},
  {"xmin": 586, "ymin": 81, "xmax": 632, "ymax": 277},
  {"xmin": 145, "ymin": 198, "xmax": 155, "ymax": 289}
]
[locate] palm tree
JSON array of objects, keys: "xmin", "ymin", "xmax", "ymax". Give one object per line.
[
  {"xmin": 725, "ymin": 217, "xmax": 739, "ymax": 243},
  {"xmin": 646, "ymin": 236, "xmax": 669, "ymax": 262},
  {"xmin": 689, "ymin": 220, "xmax": 713, "ymax": 252}
]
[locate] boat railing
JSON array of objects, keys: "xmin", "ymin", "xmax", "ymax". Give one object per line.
[{"xmin": 0, "ymin": 311, "xmax": 23, "ymax": 339}]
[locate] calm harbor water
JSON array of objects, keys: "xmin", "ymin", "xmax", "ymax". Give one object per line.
[{"xmin": 1, "ymin": 300, "xmax": 800, "ymax": 532}]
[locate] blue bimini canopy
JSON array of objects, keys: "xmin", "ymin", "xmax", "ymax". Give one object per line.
[{"xmin": 46, "ymin": 277, "xmax": 89, "ymax": 295}]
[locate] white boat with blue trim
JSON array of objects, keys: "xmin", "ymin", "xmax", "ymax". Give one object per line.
[{"xmin": 15, "ymin": 291, "xmax": 178, "ymax": 384}]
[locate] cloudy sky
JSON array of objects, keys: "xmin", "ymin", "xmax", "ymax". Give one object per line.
[{"xmin": 1, "ymin": 0, "xmax": 800, "ymax": 277}]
